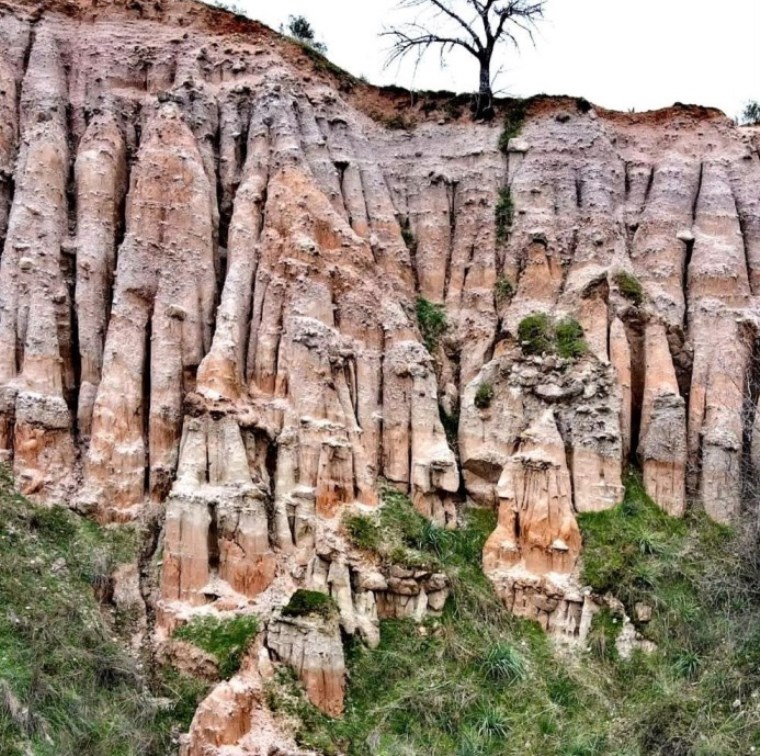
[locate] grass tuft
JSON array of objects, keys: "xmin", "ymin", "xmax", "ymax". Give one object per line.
[
  {"xmin": 174, "ymin": 615, "xmax": 259, "ymax": 679},
  {"xmin": 518, "ymin": 312, "xmax": 554, "ymax": 356},
  {"xmin": 474, "ymin": 382, "xmax": 495, "ymax": 410},
  {"xmin": 615, "ymin": 271, "xmax": 645, "ymax": 306},
  {"xmin": 416, "ymin": 297, "xmax": 448, "ymax": 353},
  {"xmin": 479, "ymin": 644, "xmax": 527, "ymax": 684},
  {"xmin": 282, "ymin": 590, "xmax": 337, "ymax": 621}
]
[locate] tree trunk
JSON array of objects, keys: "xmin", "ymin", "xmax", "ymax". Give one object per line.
[{"xmin": 475, "ymin": 57, "xmax": 494, "ymax": 120}]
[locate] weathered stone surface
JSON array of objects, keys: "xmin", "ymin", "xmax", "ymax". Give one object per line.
[
  {"xmin": 638, "ymin": 320, "xmax": 687, "ymax": 516},
  {"xmin": 267, "ymin": 610, "xmax": 345, "ymax": 717},
  {"xmin": 180, "ymin": 648, "xmax": 314, "ymax": 756},
  {"xmin": 2, "ymin": 0, "xmax": 760, "ymax": 738}
]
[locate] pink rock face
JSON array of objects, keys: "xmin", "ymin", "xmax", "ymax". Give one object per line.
[
  {"xmin": 638, "ymin": 320, "xmax": 687, "ymax": 516},
  {"xmin": 2, "ymin": 0, "xmax": 760, "ymax": 682},
  {"xmin": 267, "ymin": 612, "xmax": 346, "ymax": 717},
  {"xmin": 84, "ymin": 103, "xmax": 217, "ymax": 518},
  {"xmin": 180, "ymin": 652, "xmax": 314, "ymax": 756},
  {"xmin": 484, "ymin": 410, "xmax": 582, "ymax": 578}
]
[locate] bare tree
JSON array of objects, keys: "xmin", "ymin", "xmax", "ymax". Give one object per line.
[{"xmin": 383, "ymin": 0, "xmax": 545, "ymax": 119}]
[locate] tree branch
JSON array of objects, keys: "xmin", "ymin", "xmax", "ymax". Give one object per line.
[
  {"xmin": 382, "ymin": 26, "xmax": 479, "ymax": 68},
  {"xmin": 396, "ymin": 0, "xmax": 485, "ymax": 51},
  {"xmin": 493, "ymin": 1, "xmax": 545, "ymax": 44}
]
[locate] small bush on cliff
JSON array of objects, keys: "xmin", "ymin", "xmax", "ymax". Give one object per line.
[
  {"xmin": 174, "ymin": 614, "xmax": 259, "ymax": 678},
  {"xmin": 286, "ymin": 14, "xmax": 327, "ymax": 54},
  {"xmin": 282, "ymin": 590, "xmax": 337, "ymax": 621},
  {"xmin": 498, "ymin": 99, "xmax": 529, "ymax": 153},
  {"xmin": 741, "ymin": 100, "xmax": 760, "ymax": 125},
  {"xmin": 555, "ymin": 317, "xmax": 587, "ymax": 359},
  {"xmin": 416, "ymin": 296, "xmax": 448, "ymax": 352},
  {"xmin": 343, "ymin": 482, "xmax": 444, "ymax": 571},
  {"xmin": 474, "ymin": 382, "xmax": 495, "ymax": 410},
  {"xmin": 343, "ymin": 513, "xmax": 382, "ymax": 552},
  {"xmin": 615, "ymin": 271, "xmax": 644, "ymax": 306},
  {"xmin": 494, "ymin": 276, "xmax": 515, "ymax": 303},
  {"xmin": 495, "ymin": 186, "xmax": 514, "ymax": 242},
  {"xmin": 517, "ymin": 313, "xmax": 588, "ymax": 359},
  {"xmin": 518, "ymin": 312, "xmax": 553, "ymax": 355}
]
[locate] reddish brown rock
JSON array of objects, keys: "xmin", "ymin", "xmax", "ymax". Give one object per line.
[
  {"xmin": 638, "ymin": 320, "xmax": 687, "ymax": 516},
  {"xmin": 483, "ymin": 410, "xmax": 581, "ymax": 578},
  {"xmin": 267, "ymin": 609, "xmax": 345, "ymax": 717},
  {"xmin": 181, "ymin": 652, "xmax": 313, "ymax": 756},
  {"xmin": 1, "ymin": 0, "xmax": 760, "ymax": 687}
]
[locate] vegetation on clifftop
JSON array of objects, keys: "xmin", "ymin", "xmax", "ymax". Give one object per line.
[{"xmin": 282, "ymin": 590, "xmax": 338, "ymax": 621}]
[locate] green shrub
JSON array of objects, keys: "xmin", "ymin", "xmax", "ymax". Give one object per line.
[
  {"xmin": 741, "ymin": 100, "xmax": 760, "ymax": 125},
  {"xmin": 517, "ymin": 313, "xmax": 587, "ymax": 359},
  {"xmin": 472, "ymin": 704, "xmax": 510, "ymax": 739},
  {"xmin": 518, "ymin": 312, "xmax": 553, "ymax": 355},
  {"xmin": 343, "ymin": 513, "xmax": 381, "ymax": 552},
  {"xmin": 494, "ymin": 276, "xmax": 514, "ymax": 303},
  {"xmin": 672, "ymin": 649, "xmax": 701, "ymax": 679},
  {"xmin": 494, "ymin": 186, "xmax": 514, "ymax": 242},
  {"xmin": 615, "ymin": 271, "xmax": 644, "ymax": 306},
  {"xmin": 555, "ymin": 317, "xmax": 587, "ymax": 359},
  {"xmin": 287, "ymin": 14, "xmax": 327, "ymax": 53},
  {"xmin": 416, "ymin": 297, "xmax": 448, "ymax": 352},
  {"xmin": 474, "ymin": 382, "xmax": 495, "ymax": 410},
  {"xmin": 282, "ymin": 590, "xmax": 337, "ymax": 621},
  {"xmin": 174, "ymin": 614, "xmax": 259, "ymax": 678},
  {"xmin": 498, "ymin": 99, "xmax": 528, "ymax": 154}
]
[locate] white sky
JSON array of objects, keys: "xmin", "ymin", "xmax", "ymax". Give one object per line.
[{"xmin": 219, "ymin": 0, "xmax": 760, "ymax": 118}]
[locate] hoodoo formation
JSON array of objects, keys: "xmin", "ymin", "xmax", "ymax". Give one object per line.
[{"xmin": 0, "ymin": 0, "xmax": 759, "ymax": 753}]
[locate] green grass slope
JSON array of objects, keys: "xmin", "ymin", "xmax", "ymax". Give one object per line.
[
  {"xmin": 0, "ymin": 468, "xmax": 206, "ymax": 755},
  {"xmin": 268, "ymin": 477, "xmax": 760, "ymax": 756}
]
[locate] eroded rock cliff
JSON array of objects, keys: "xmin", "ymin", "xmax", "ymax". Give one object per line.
[{"xmin": 1, "ymin": 0, "xmax": 759, "ymax": 749}]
